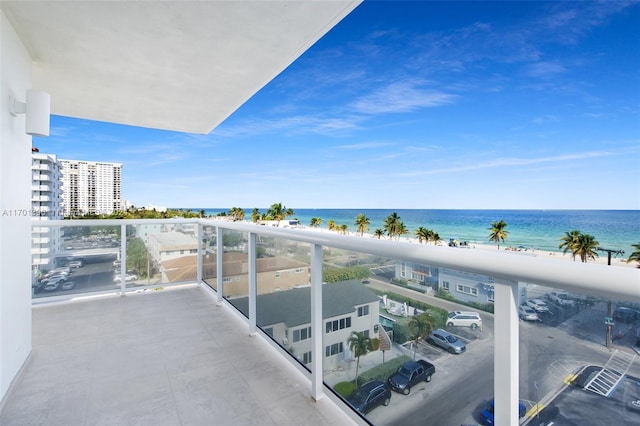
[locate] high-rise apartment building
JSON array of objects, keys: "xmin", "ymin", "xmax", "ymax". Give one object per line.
[
  {"xmin": 31, "ymin": 151, "xmax": 63, "ymax": 271},
  {"xmin": 60, "ymin": 160, "xmax": 122, "ymax": 216}
]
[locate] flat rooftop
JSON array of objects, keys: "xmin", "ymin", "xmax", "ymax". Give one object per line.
[{"xmin": 0, "ymin": 285, "xmax": 356, "ymax": 425}]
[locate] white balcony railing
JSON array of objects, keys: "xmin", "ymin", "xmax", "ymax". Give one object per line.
[{"xmin": 31, "ymin": 218, "xmax": 639, "ymax": 425}]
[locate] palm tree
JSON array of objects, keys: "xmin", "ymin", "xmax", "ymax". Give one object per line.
[
  {"xmin": 251, "ymin": 208, "xmax": 260, "ymax": 223},
  {"xmin": 488, "ymin": 220, "xmax": 509, "ymax": 249},
  {"xmin": 310, "ymin": 217, "xmax": 322, "ymax": 228},
  {"xmin": 354, "ymin": 214, "xmax": 370, "ymax": 236},
  {"xmin": 373, "ymin": 229, "xmax": 384, "ymax": 239},
  {"xmin": 266, "ymin": 202, "xmax": 294, "ymax": 223},
  {"xmin": 415, "ymin": 227, "xmax": 430, "ymax": 243},
  {"xmin": 327, "ymin": 219, "xmax": 336, "ymax": 231},
  {"xmin": 347, "ymin": 331, "xmax": 377, "ymax": 387},
  {"xmin": 408, "ymin": 313, "xmax": 434, "ymax": 359},
  {"xmin": 431, "ymin": 232, "xmax": 441, "ymax": 245},
  {"xmin": 559, "ymin": 230, "xmax": 581, "ymax": 261},
  {"xmin": 575, "ymin": 233, "xmax": 599, "ymax": 263},
  {"xmin": 338, "ymin": 224, "xmax": 348, "ymax": 235},
  {"xmin": 627, "ymin": 243, "xmax": 640, "ymax": 268},
  {"xmin": 229, "ymin": 207, "xmax": 245, "ymax": 222},
  {"xmin": 384, "ymin": 212, "xmax": 400, "ymax": 239}
]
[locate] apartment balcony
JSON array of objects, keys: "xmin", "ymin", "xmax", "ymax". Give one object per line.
[
  {"xmin": 31, "ymin": 195, "xmax": 51, "ymax": 202},
  {"xmin": 31, "ymin": 164, "xmax": 51, "ymax": 171},
  {"xmin": 31, "ymin": 184, "xmax": 51, "ymax": 192},
  {"xmin": 3, "ymin": 219, "xmax": 639, "ymax": 426},
  {"xmin": 31, "ymin": 174, "xmax": 51, "ymax": 182}
]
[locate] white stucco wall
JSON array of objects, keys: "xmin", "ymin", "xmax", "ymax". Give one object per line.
[{"xmin": 0, "ymin": 10, "xmax": 34, "ymax": 403}]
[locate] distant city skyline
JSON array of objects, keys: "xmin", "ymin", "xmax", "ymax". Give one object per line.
[{"xmin": 40, "ymin": 1, "xmax": 639, "ymax": 210}]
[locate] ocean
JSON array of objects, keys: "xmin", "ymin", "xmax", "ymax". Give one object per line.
[{"xmin": 193, "ymin": 209, "xmax": 639, "ymax": 255}]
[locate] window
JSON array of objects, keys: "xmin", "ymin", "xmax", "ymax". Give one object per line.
[
  {"xmin": 363, "ymin": 329, "xmax": 370, "ymax": 338},
  {"xmin": 295, "ymin": 268, "xmax": 305, "ymax": 273},
  {"xmin": 275, "ymin": 271, "xmax": 280, "ymax": 278},
  {"xmin": 325, "ymin": 342, "xmax": 344, "ymax": 357},
  {"xmin": 357, "ymin": 305, "xmax": 369, "ymax": 317},
  {"xmin": 442, "ymin": 281, "xmax": 450, "ymax": 290},
  {"xmin": 293, "ymin": 326, "xmax": 311, "ymax": 342},
  {"xmin": 302, "ymin": 351, "xmax": 312, "ymax": 364},
  {"xmin": 456, "ymin": 284, "xmax": 478, "ymax": 296},
  {"xmin": 325, "ymin": 316, "xmax": 351, "ymax": 333}
]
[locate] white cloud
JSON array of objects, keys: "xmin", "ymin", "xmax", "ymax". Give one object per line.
[{"xmin": 351, "ymin": 80, "xmax": 458, "ymax": 114}]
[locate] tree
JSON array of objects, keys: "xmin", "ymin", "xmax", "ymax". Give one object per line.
[
  {"xmin": 310, "ymin": 217, "xmax": 322, "ymax": 228},
  {"xmin": 338, "ymin": 224, "xmax": 348, "ymax": 235},
  {"xmin": 415, "ymin": 227, "xmax": 430, "ymax": 243},
  {"xmin": 575, "ymin": 233, "xmax": 599, "ymax": 263},
  {"xmin": 251, "ymin": 208, "xmax": 260, "ymax": 223},
  {"xmin": 559, "ymin": 230, "xmax": 581, "ymax": 261},
  {"xmin": 265, "ymin": 202, "xmax": 294, "ymax": 223},
  {"xmin": 488, "ymin": 220, "xmax": 509, "ymax": 249},
  {"xmin": 327, "ymin": 219, "xmax": 336, "ymax": 231},
  {"xmin": 347, "ymin": 331, "xmax": 378, "ymax": 387},
  {"xmin": 408, "ymin": 313, "xmax": 434, "ymax": 359},
  {"xmin": 373, "ymin": 229, "xmax": 384, "ymax": 239},
  {"xmin": 229, "ymin": 207, "xmax": 245, "ymax": 221},
  {"xmin": 384, "ymin": 212, "xmax": 406, "ymax": 240},
  {"xmin": 627, "ymin": 243, "xmax": 640, "ymax": 268},
  {"xmin": 354, "ymin": 214, "xmax": 370, "ymax": 237}
]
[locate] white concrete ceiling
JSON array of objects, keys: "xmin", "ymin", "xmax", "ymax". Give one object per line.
[{"xmin": 1, "ymin": 1, "xmax": 361, "ymax": 134}]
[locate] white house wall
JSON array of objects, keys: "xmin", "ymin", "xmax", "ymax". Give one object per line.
[{"xmin": 0, "ymin": 9, "xmax": 34, "ymax": 403}]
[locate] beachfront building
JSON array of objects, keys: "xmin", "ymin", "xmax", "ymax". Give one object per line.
[
  {"xmin": 59, "ymin": 159, "xmax": 122, "ymax": 216},
  {"xmin": 438, "ymin": 267, "xmax": 496, "ymax": 306},
  {"xmin": 31, "ymin": 151, "xmax": 63, "ymax": 273},
  {"xmin": 147, "ymin": 231, "xmax": 198, "ymax": 264},
  {"xmin": 160, "ymin": 252, "xmax": 311, "ymax": 295},
  {"xmin": 233, "ymin": 280, "xmax": 380, "ymax": 370},
  {"xmin": 395, "ymin": 261, "xmax": 438, "ymax": 291}
]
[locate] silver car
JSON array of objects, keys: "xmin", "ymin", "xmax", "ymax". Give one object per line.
[
  {"xmin": 519, "ymin": 305, "xmax": 539, "ymax": 321},
  {"xmin": 426, "ymin": 329, "xmax": 466, "ymax": 354}
]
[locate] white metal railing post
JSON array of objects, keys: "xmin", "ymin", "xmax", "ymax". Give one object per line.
[
  {"xmin": 248, "ymin": 232, "xmax": 257, "ymax": 335},
  {"xmin": 216, "ymin": 226, "xmax": 224, "ymax": 304},
  {"xmin": 310, "ymin": 243, "xmax": 324, "ymax": 401},
  {"xmin": 493, "ymin": 278, "xmax": 520, "ymax": 426},
  {"xmin": 119, "ymin": 224, "xmax": 126, "ymax": 294},
  {"xmin": 196, "ymin": 222, "xmax": 203, "ymax": 283}
]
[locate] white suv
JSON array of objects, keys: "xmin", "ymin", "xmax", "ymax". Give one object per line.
[
  {"xmin": 548, "ymin": 291, "xmax": 575, "ymax": 307},
  {"xmin": 446, "ymin": 311, "xmax": 482, "ymax": 330}
]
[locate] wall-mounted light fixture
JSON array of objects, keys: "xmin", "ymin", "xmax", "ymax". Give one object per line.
[{"xmin": 9, "ymin": 90, "xmax": 51, "ymax": 137}]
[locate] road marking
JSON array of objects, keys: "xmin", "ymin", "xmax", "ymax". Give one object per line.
[
  {"xmin": 525, "ymin": 403, "xmax": 546, "ymax": 418},
  {"xmin": 564, "ymin": 373, "xmax": 578, "ymax": 384}
]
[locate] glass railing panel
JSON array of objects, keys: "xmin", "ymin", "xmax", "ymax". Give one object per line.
[
  {"xmin": 253, "ymin": 236, "xmax": 312, "ymax": 367},
  {"xmin": 201, "ymin": 224, "xmax": 218, "ymax": 291},
  {"xmin": 221, "ymin": 230, "xmax": 249, "ymax": 309},
  {"xmin": 519, "ymin": 285, "xmax": 640, "ymax": 425},
  {"xmin": 326, "ymin": 256, "xmax": 497, "ymax": 425},
  {"xmin": 129, "ymin": 222, "xmax": 198, "ymax": 287},
  {"xmin": 33, "ymin": 224, "xmax": 122, "ymax": 298}
]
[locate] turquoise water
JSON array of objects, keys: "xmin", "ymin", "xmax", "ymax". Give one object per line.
[{"xmin": 193, "ymin": 208, "xmax": 639, "ymax": 254}]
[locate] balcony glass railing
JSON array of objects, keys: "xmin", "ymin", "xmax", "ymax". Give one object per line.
[{"xmin": 32, "ymin": 218, "xmax": 639, "ymax": 425}]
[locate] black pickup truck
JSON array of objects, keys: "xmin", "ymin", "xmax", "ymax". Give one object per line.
[{"xmin": 387, "ymin": 359, "xmax": 436, "ymax": 395}]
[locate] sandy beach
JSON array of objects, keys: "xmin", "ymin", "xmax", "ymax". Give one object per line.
[{"xmin": 294, "ymin": 224, "xmax": 637, "ymax": 269}]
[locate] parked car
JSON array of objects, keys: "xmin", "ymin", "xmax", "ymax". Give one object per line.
[
  {"xmin": 43, "ymin": 276, "xmax": 66, "ymax": 291},
  {"xmin": 113, "ymin": 274, "xmax": 138, "ymax": 283},
  {"xmin": 547, "ymin": 290, "xmax": 575, "ymax": 307},
  {"xmin": 614, "ymin": 307, "xmax": 638, "ymax": 323},
  {"xmin": 346, "ymin": 380, "xmax": 391, "ymax": 415},
  {"xmin": 426, "ymin": 329, "xmax": 466, "ymax": 354},
  {"xmin": 447, "ymin": 311, "xmax": 482, "ymax": 330},
  {"xmin": 387, "ymin": 359, "xmax": 435, "ymax": 395},
  {"xmin": 518, "ymin": 305, "xmax": 539, "ymax": 321},
  {"xmin": 61, "ymin": 281, "xmax": 76, "ymax": 290},
  {"xmin": 526, "ymin": 299, "xmax": 549, "ymax": 313},
  {"xmin": 479, "ymin": 398, "xmax": 526, "ymax": 425},
  {"xmin": 68, "ymin": 260, "xmax": 83, "ymax": 268}
]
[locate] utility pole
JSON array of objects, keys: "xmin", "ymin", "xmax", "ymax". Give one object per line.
[{"xmin": 597, "ymin": 247, "xmax": 625, "ymax": 349}]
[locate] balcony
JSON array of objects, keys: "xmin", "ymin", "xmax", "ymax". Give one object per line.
[
  {"xmin": 6, "ymin": 219, "xmax": 640, "ymax": 425},
  {"xmin": 1, "ymin": 285, "xmax": 353, "ymax": 425}
]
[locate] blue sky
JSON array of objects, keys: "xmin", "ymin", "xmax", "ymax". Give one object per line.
[{"xmin": 42, "ymin": 1, "xmax": 640, "ymax": 210}]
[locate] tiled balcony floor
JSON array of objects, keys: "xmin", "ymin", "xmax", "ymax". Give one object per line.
[{"xmin": 0, "ymin": 285, "xmax": 356, "ymax": 426}]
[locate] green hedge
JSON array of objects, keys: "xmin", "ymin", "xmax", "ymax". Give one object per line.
[
  {"xmin": 322, "ymin": 265, "xmax": 370, "ymax": 283},
  {"xmin": 333, "ymin": 354, "xmax": 413, "ymax": 396}
]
